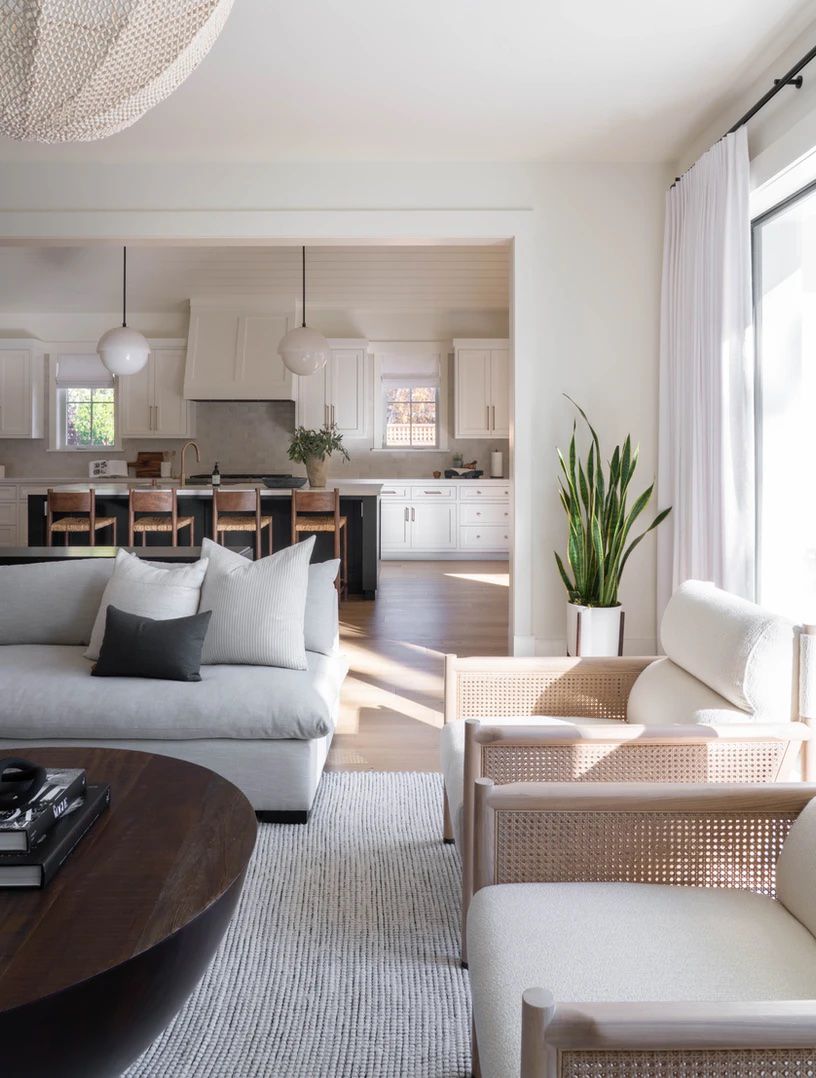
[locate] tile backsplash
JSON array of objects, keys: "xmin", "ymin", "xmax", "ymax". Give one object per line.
[{"xmin": 0, "ymin": 399, "xmax": 510, "ymax": 480}]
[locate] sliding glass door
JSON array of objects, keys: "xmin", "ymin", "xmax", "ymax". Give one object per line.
[{"xmin": 754, "ymin": 181, "xmax": 816, "ymax": 620}]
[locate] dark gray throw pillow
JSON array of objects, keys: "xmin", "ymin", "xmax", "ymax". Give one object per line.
[{"xmin": 92, "ymin": 605, "xmax": 212, "ymax": 682}]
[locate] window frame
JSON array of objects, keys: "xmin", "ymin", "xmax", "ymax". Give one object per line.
[
  {"xmin": 48, "ymin": 351, "xmax": 122, "ymax": 452},
  {"xmin": 383, "ymin": 382, "xmax": 441, "ymax": 449},
  {"xmin": 371, "ymin": 343, "xmax": 450, "ymax": 452}
]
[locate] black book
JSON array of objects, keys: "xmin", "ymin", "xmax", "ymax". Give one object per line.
[
  {"xmin": 0, "ymin": 784, "xmax": 110, "ymax": 888},
  {"xmin": 0, "ymin": 767, "xmax": 86, "ymax": 852}
]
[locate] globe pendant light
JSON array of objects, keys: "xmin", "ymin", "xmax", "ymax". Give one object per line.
[
  {"xmin": 278, "ymin": 247, "xmax": 331, "ymax": 377},
  {"xmin": 97, "ymin": 248, "xmax": 150, "ymax": 377}
]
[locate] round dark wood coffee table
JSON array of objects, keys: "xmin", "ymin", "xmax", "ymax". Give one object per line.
[{"xmin": 0, "ymin": 747, "xmax": 257, "ymax": 1078}]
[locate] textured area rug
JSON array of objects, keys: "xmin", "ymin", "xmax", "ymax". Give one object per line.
[{"xmin": 126, "ymin": 771, "xmax": 471, "ymax": 1078}]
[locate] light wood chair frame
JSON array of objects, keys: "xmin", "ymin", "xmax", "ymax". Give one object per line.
[
  {"xmin": 290, "ymin": 488, "xmax": 348, "ymax": 598},
  {"xmin": 444, "ymin": 648, "xmax": 814, "ymax": 964},
  {"xmin": 470, "ymin": 778, "xmax": 816, "ymax": 1078},
  {"xmin": 212, "ymin": 488, "xmax": 272, "ymax": 560},
  {"xmin": 46, "ymin": 489, "xmax": 116, "ymax": 546},
  {"xmin": 127, "ymin": 489, "xmax": 194, "ymax": 547}
]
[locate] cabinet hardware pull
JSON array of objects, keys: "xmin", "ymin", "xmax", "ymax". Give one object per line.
[
  {"xmin": 155, "ymin": 405, "xmax": 159, "ymax": 430},
  {"xmin": 424, "ymin": 490, "xmax": 441, "ymax": 494},
  {"xmin": 411, "ymin": 507, "xmax": 415, "ymax": 522},
  {"xmin": 492, "ymin": 404, "xmax": 496, "ymax": 429},
  {"xmin": 486, "ymin": 405, "xmax": 489, "ymax": 429}
]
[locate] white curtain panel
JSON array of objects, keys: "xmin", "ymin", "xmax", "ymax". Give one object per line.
[{"xmin": 657, "ymin": 127, "xmax": 754, "ymax": 619}]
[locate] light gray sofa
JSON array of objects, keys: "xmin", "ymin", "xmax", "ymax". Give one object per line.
[{"xmin": 0, "ymin": 557, "xmax": 348, "ymax": 821}]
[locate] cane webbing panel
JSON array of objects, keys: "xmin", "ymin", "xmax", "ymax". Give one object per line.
[
  {"xmin": 494, "ymin": 810, "xmax": 797, "ymax": 895},
  {"xmin": 457, "ymin": 671, "xmax": 637, "ymax": 722},
  {"xmin": 482, "ymin": 742, "xmax": 786, "ymax": 786},
  {"xmin": 559, "ymin": 1048, "xmax": 816, "ymax": 1076}
]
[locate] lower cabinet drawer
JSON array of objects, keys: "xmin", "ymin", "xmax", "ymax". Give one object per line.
[
  {"xmin": 0, "ymin": 486, "xmax": 17, "ymax": 502},
  {"xmin": 459, "ymin": 525, "xmax": 510, "ymax": 550},
  {"xmin": 0, "ymin": 524, "xmax": 17, "ymax": 546},
  {"xmin": 379, "ymin": 486, "xmax": 408, "ymax": 498},
  {"xmin": 459, "ymin": 503, "xmax": 510, "ymax": 526},
  {"xmin": 0, "ymin": 503, "xmax": 16, "ymax": 526}
]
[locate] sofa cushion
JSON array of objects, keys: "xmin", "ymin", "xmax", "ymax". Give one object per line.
[
  {"xmin": 660, "ymin": 580, "xmax": 795, "ymax": 720},
  {"xmin": 776, "ymin": 798, "xmax": 816, "ymax": 937},
  {"xmin": 92, "ymin": 606, "xmax": 212, "ymax": 683},
  {"xmin": 468, "ymin": 882, "xmax": 816, "ymax": 1078},
  {"xmin": 199, "ymin": 537, "xmax": 314, "ymax": 669},
  {"xmin": 0, "ymin": 645, "xmax": 348, "ymax": 740},
  {"xmin": 305, "ymin": 559, "xmax": 340, "ymax": 656},
  {"xmin": 627, "ymin": 657, "xmax": 751, "ymax": 726},
  {"xmin": 0, "ymin": 558, "xmax": 114, "ymax": 646},
  {"xmin": 440, "ymin": 716, "xmax": 624, "ymax": 851},
  {"xmin": 86, "ymin": 550, "xmax": 208, "ymax": 660}
]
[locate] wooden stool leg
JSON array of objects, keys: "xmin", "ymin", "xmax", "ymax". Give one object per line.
[
  {"xmin": 89, "ymin": 520, "xmax": 95, "ymax": 547},
  {"xmin": 128, "ymin": 522, "xmax": 135, "ymax": 545},
  {"xmin": 141, "ymin": 530, "xmax": 146, "ymax": 547},
  {"xmin": 342, "ymin": 522, "xmax": 348, "ymax": 599},
  {"xmin": 112, "ymin": 519, "xmax": 117, "ymax": 546},
  {"xmin": 189, "ymin": 519, "xmax": 195, "ymax": 545},
  {"xmin": 46, "ymin": 526, "xmax": 52, "ymax": 547},
  {"xmin": 255, "ymin": 527, "xmax": 261, "ymax": 561}
]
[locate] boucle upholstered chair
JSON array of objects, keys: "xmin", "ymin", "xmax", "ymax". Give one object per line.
[
  {"xmin": 467, "ymin": 779, "xmax": 816, "ymax": 1078},
  {"xmin": 442, "ymin": 581, "xmax": 812, "ymax": 960}
]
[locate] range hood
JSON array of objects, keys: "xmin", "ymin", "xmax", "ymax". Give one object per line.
[{"xmin": 183, "ymin": 301, "xmax": 296, "ymax": 401}]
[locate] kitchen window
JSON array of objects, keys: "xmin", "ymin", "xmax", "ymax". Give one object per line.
[
  {"xmin": 372, "ymin": 344, "xmax": 449, "ymax": 451},
  {"xmin": 384, "ymin": 384, "xmax": 439, "ymax": 447},
  {"xmin": 50, "ymin": 354, "xmax": 119, "ymax": 451}
]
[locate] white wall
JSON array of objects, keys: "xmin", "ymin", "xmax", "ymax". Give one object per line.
[{"xmin": 0, "ymin": 160, "xmax": 668, "ymax": 653}]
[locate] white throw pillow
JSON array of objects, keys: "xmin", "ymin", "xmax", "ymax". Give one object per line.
[
  {"xmin": 198, "ymin": 536, "xmax": 315, "ymax": 669},
  {"xmin": 85, "ymin": 550, "xmax": 208, "ymax": 660},
  {"xmin": 305, "ymin": 559, "xmax": 341, "ymax": 656}
]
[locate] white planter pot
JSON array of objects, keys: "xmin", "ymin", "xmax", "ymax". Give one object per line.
[{"xmin": 566, "ymin": 603, "xmax": 624, "ymax": 657}]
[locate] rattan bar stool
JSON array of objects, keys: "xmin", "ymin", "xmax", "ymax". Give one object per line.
[
  {"xmin": 290, "ymin": 488, "xmax": 347, "ymax": 598},
  {"xmin": 46, "ymin": 489, "xmax": 116, "ymax": 546},
  {"xmin": 128, "ymin": 489, "xmax": 194, "ymax": 547},
  {"xmin": 212, "ymin": 488, "xmax": 273, "ymax": 560}
]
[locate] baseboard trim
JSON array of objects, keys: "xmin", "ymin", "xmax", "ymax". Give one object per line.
[{"xmin": 256, "ymin": 809, "xmax": 311, "ymax": 825}]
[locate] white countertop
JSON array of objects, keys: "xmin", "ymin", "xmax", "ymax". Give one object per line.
[
  {"xmin": 0, "ymin": 475, "xmax": 510, "ymax": 486},
  {"xmin": 30, "ymin": 482, "xmax": 384, "ymax": 498}
]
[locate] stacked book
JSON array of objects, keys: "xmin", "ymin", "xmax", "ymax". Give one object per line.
[{"xmin": 0, "ymin": 768, "xmax": 110, "ymax": 888}]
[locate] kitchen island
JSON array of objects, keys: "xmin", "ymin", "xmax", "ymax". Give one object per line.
[{"xmin": 25, "ymin": 483, "xmax": 381, "ymax": 598}]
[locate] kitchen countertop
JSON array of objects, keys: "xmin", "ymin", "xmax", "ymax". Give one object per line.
[
  {"xmin": 1, "ymin": 475, "xmax": 509, "ymax": 487},
  {"xmin": 38, "ymin": 482, "xmax": 384, "ymax": 498}
]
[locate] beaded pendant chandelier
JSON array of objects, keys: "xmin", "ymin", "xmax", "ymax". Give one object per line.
[{"xmin": 0, "ymin": 0, "xmax": 234, "ymax": 143}]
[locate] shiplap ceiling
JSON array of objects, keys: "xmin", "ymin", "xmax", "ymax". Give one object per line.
[
  {"xmin": 0, "ymin": 0, "xmax": 812, "ymax": 162},
  {"xmin": 0, "ymin": 245, "xmax": 509, "ymax": 313}
]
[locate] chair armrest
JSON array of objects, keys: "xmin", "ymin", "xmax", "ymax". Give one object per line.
[
  {"xmin": 521, "ymin": 992, "xmax": 816, "ymax": 1077},
  {"xmin": 444, "ymin": 654, "xmax": 656, "ymax": 725},
  {"xmin": 473, "ymin": 779, "xmax": 816, "ymax": 896}
]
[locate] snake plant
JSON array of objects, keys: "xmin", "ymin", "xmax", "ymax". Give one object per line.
[{"xmin": 555, "ymin": 398, "xmax": 671, "ymax": 608}]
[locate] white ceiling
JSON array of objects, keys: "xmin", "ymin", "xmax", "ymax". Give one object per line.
[
  {"xmin": 0, "ymin": 245, "xmax": 510, "ymax": 313},
  {"xmin": 0, "ymin": 0, "xmax": 812, "ymax": 163}
]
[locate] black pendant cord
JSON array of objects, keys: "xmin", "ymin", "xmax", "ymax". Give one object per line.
[
  {"xmin": 122, "ymin": 246, "xmax": 127, "ymax": 328},
  {"xmin": 301, "ymin": 245, "xmax": 306, "ymax": 327}
]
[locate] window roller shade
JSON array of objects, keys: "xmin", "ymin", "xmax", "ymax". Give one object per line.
[{"xmin": 55, "ymin": 354, "xmax": 115, "ymax": 389}]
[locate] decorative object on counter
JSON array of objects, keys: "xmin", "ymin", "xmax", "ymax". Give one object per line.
[
  {"xmin": 288, "ymin": 424, "xmax": 350, "ymax": 489},
  {"xmin": 97, "ymin": 248, "xmax": 150, "ymax": 376},
  {"xmin": 0, "ymin": 0, "xmax": 234, "ymax": 143},
  {"xmin": 555, "ymin": 397, "xmax": 671, "ymax": 656},
  {"xmin": 464, "ymin": 460, "xmax": 478, "ymax": 469},
  {"xmin": 127, "ymin": 450, "xmax": 165, "ymax": 478},
  {"xmin": 211, "ymin": 461, "xmax": 221, "ymax": 488},
  {"xmin": 89, "ymin": 459, "xmax": 129, "ymax": 479},
  {"xmin": 452, "ymin": 453, "xmax": 464, "ymax": 468},
  {"xmin": 262, "ymin": 475, "xmax": 307, "ymax": 489},
  {"xmin": 490, "ymin": 450, "xmax": 504, "ymax": 478},
  {"xmin": 444, "ymin": 469, "xmax": 483, "ymax": 479},
  {"xmin": 432, "ymin": 471, "xmax": 442, "ymax": 479},
  {"xmin": 278, "ymin": 246, "xmax": 331, "ymax": 376}
]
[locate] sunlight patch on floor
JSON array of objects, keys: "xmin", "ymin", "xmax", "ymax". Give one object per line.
[{"xmin": 444, "ymin": 571, "xmax": 510, "ymax": 587}]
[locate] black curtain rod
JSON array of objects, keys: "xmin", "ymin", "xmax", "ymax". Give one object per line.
[
  {"xmin": 725, "ymin": 42, "xmax": 816, "ymax": 136},
  {"xmin": 673, "ymin": 42, "xmax": 816, "ymax": 186}
]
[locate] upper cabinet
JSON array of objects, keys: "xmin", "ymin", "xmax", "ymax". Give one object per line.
[
  {"xmin": 296, "ymin": 340, "xmax": 369, "ymax": 440},
  {"xmin": 453, "ymin": 339, "xmax": 509, "ymax": 438},
  {"xmin": 119, "ymin": 346, "xmax": 194, "ymax": 439},
  {"xmin": 184, "ymin": 302, "xmax": 296, "ymax": 400},
  {"xmin": 0, "ymin": 341, "xmax": 45, "ymax": 439}
]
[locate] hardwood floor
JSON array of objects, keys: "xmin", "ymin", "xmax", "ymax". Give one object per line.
[{"xmin": 327, "ymin": 560, "xmax": 509, "ymax": 772}]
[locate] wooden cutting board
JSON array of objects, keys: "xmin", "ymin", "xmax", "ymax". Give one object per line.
[{"xmin": 128, "ymin": 451, "xmax": 164, "ymax": 478}]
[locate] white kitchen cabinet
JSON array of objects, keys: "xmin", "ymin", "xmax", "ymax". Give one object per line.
[
  {"xmin": 411, "ymin": 502, "xmax": 457, "ymax": 549},
  {"xmin": 380, "ymin": 501, "xmax": 412, "ymax": 551},
  {"xmin": 184, "ymin": 303, "xmax": 295, "ymax": 400},
  {"xmin": 453, "ymin": 339, "xmax": 509, "ymax": 438},
  {"xmin": 0, "ymin": 344, "xmax": 45, "ymax": 439},
  {"xmin": 296, "ymin": 341, "xmax": 368, "ymax": 439},
  {"xmin": 120, "ymin": 348, "xmax": 194, "ymax": 439}
]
